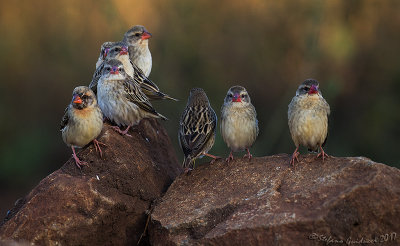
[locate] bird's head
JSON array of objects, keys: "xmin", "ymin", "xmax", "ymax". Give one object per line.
[
  {"xmin": 71, "ymin": 86, "xmax": 96, "ymax": 109},
  {"xmin": 296, "ymin": 79, "xmax": 321, "ymax": 96},
  {"xmin": 123, "ymin": 25, "xmax": 152, "ymax": 45},
  {"xmin": 102, "ymin": 59, "xmax": 125, "ymax": 79},
  {"xmin": 106, "ymin": 43, "xmax": 129, "ymax": 59},
  {"xmin": 224, "ymin": 85, "xmax": 251, "ymax": 105}
]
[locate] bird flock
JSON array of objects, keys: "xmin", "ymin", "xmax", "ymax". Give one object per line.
[{"xmin": 60, "ymin": 25, "xmax": 330, "ymax": 171}]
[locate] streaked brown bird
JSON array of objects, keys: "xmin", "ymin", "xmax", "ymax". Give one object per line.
[
  {"xmin": 221, "ymin": 85, "xmax": 259, "ymax": 162},
  {"xmin": 90, "ymin": 42, "xmax": 177, "ymax": 101},
  {"xmin": 288, "ymin": 79, "xmax": 330, "ymax": 168},
  {"xmin": 96, "ymin": 59, "xmax": 166, "ymax": 137},
  {"xmin": 61, "ymin": 86, "xmax": 104, "ymax": 169},
  {"xmin": 122, "ymin": 25, "xmax": 152, "ymax": 77},
  {"xmin": 178, "ymin": 88, "xmax": 219, "ymax": 172}
]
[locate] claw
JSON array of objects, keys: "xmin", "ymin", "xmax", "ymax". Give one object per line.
[
  {"xmin": 93, "ymin": 139, "xmax": 106, "ymax": 158},
  {"xmin": 290, "ymin": 147, "xmax": 300, "ymax": 170},
  {"xmin": 226, "ymin": 151, "xmax": 234, "ymax": 163},
  {"xmin": 112, "ymin": 125, "xmax": 132, "ymax": 137},
  {"xmin": 71, "ymin": 146, "xmax": 88, "ymax": 169},
  {"xmin": 243, "ymin": 148, "xmax": 253, "ymax": 160},
  {"xmin": 316, "ymin": 146, "xmax": 329, "ymax": 161}
]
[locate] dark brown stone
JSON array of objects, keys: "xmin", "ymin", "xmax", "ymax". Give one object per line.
[
  {"xmin": 149, "ymin": 154, "xmax": 400, "ymax": 246},
  {"xmin": 0, "ymin": 119, "xmax": 181, "ymax": 246}
]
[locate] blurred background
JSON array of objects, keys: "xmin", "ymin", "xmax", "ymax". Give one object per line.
[{"xmin": 0, "ymin": 0, "xmax": 399, "ymax": 217}]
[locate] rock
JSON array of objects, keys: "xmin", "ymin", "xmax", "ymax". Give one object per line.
[
  {"xmin": 149, "ymin": 154, "xmax": 400, "ymax": 246},
  {"xmin": 0, "ymin": 119, "xmax": 181, "ymax": 246}
]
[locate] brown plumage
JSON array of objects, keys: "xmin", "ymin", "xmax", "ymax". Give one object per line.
[
  {"xmin": 178, "ymin": 88, "xmax": 219, "ymax": 171},
  {"xmin": 288, "ymin": 79, "xmax": 330, "ymax": 167},
  {"xmin": 61, "ymin": 86, "xmax": 104, "ymax": 169}
]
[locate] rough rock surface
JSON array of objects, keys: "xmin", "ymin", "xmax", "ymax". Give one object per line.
[
  {"xmin": 0, "ymin": 119, "xmax": 181, "ymax": 246},
  {"xmin": 149, "ymin": 154, "xmax": 400, "ymax": 246}
]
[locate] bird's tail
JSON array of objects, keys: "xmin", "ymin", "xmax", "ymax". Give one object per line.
[
  {"xmin": 157, "ymin": 112, "xmax": 168, "ymax": 121},
  {"xmin": 147, "ymin": 91, "xmax": 179, "ymax": 101}
]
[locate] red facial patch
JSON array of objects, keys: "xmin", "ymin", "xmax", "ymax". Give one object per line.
[
  {"xmin": 232, "ymin": 94, "xmax": 242, "ymax": 102},
  {"xmin": 308, "ymin": 85, "xmax": 318, "ymax": 95}
]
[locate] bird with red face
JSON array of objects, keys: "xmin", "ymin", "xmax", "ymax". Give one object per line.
[
  {"xmin": 221, "ymin": 86, "xmax": 259, "ymax": 162},
  {"xmin": 61, "ymin": 86, "xmax": 104, "ymax": 169},
  {"xmin": 90, "ymin": 42, "xmax": 177, "ymax": 101},
  {"xmin": 96, "ymin": 59, "xmax": 166, "ymax": 137},
  {"xmin": 95, "ymin": 42, "xmax": 114, "ymax": 70},
  {"xmin": 288, "ymin": 79, "xmax": 331, "ymax": 168},
  {"xmin": 122, "ymin": 25, "xmax": 153, "ymax": 77}
]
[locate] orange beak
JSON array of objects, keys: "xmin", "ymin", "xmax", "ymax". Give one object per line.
[
  {"xmin": 141, "ymin": 31, "xmax": 152, "ymax": 40},
  {"xmin": 73, "ymin": 95, "xmax": 83, "ymax": 104}
]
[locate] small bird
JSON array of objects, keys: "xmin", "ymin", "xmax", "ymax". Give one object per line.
[
  {"xmin": 90, "ymin": 42, "xmax": 177, "ymax": 101},
  {"xmin": 61, "ymin": 86, "xmax": 104, "ymax": 169},
  {"xmin": 122, "ymin": 25, "xmax": 152, "ymax": 77},
  {"xmin": 221, "ymin": 86, "xmax": 259, "ymax": 162},
  {"xmin": 288, "ymin": 79, "xmax": 330, "ymax": 167},
  {"xmin": 95, "ymin": 41, "xmax": 115, "ymax": 69},
  {"xmin": 96, "ymin": 59, "xmax": 167, "ymax": 136},
  {"xmin": 178, "ymin": 88, "xmax": 219, "ymax": 172}
]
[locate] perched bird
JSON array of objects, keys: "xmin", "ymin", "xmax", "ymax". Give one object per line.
[
  {"xmin": 96, "ymin": 59, "xmax": 167, "ymax": 136},
  {"xmin": 221, "ymin": 86, "xmax": 259, "ymax": 162},
  {"xmin": 61, "ymin": 86, "xmax": 104, "ymax": 169},
  {"xmin": 288, "ymin": 79, "xmax": 330, "ymax": 167},
  {"xmin": 95, "ymin": 41, "xmax": 115, "ymax": 69},
  {"xmin": 178, "ymin": 88, "xmax": 219, "ymax": 171},
  {"xmin": 122, "ymin": 25, "xmax": 152, "ymax": 77},
  {"xmin": 90, "ymin": 42, "xmax": 177, "ymax": 101}
]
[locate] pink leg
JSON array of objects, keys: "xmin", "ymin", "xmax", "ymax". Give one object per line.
[
  {"xmin": 71, "ymin": 146, "xmax": 88, "ymax": 169},
  {"xmin": 203, "ymin": 152, "xmax": 221, "ymax": 164},
  {"xmin": 243, "ymin": 148, "xmax": 253, "ymax": 160},
  {"xmin": 290, "ymin": 147, "xmax": 300, "ymax": 169},
  {"xmin": 112, "ymin": 125, "xmax": 132, "ymax": 137},
  {"xmin": 93, "ymin": 139, "xmax": 106, "ymax": 158},
  {"xmin": 316, "ymin": 146, "xmax": 329, "ymax": 161},
  {"xmin": 225, "ymin": 151, "xmax": 234, "ymax": 163}
]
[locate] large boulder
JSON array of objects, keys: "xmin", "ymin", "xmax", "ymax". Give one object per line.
[
  {"xmin": 149, "ymin": 154, "xmax": 400, "ymax": 245},
  {"xmin": 0, "ymin": 119, "xmax": 181, "ymax": 246}
]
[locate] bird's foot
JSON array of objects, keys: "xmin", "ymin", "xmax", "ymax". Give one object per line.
[
  {"xmin": 225, "ymin": 151, "xmax": 234, "ymax": 163},
  {"xmin": 203, "ymin": 153, "xmax": 221, "ymax": 164},
  {"xmin": 316, "ymin": 147, "xmax": 329, "ymax": 161},
  {"xmin": 290, "ymin": 148, "xmax": 300, "ymax": 169},
  {"xmin": 72, "ymin": 153, "xmax": 88, "ymax": 169},
  {"xmin": 112, "ymin": 125, "xmax": 132, "ymax": 137},
  {"xmin": 183, "ymin": 168, "xmax": 193, "ymax": 174},
  {"xmin": 93, "ymin": 139, "xmax": 106, "ymax": 158},
  {"xmin": 243, "ymin": 148, "xmax": 253, "ymax": 160}
]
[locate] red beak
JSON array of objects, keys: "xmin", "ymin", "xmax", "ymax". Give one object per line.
[
  {"xmin": 120, "ymin": 46, "xmax": 128, "ymax": 55},
  {"xmin": 141, "ymin": 31, "xmax": 152, "ymax": 40},
  {"xmin": 103, "ymin": 48, "xmax": 110, "ymax": 59},
  {"xmin": 73, "ymin": 95, "xmax": 83, "ymax": 104},
  {"xmin": 308, "ymin": 85, "xmax": 318, "ymax": 95},
  {"xmin": 232, "ymin": 93, "xmax": 242, "ymax": 102},
  {"xmin": 110, "ymin": 66, "xmax": 119, "ymax": 74}
]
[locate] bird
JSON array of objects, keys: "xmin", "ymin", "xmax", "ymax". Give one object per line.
[
  {"xmin": 122, "ymin": 25, "xmax": 152, "ymax": 77},
  {"xmin": 288, "ymin": 79, "xmax": 330, "ymax": 168},
  {"xmin": 178, "ymin": 88, "xmax": 219, "ymax": 172},
  {"xmin": 60, "ymin": 86, "xmax": 104, "ymax": 169},
  {"xmin": 90, "ymin": 42, "xmax": 177, "ymax": 101},
  {"xmin": 220, "ymin": 85, "xmax": 259, "ymax": 162},
  {"xmin": 96, "ymin": 58, "xmax": 167, "ymax": 137},
  {"xmin": 95, "ymin": 41, "xmax": 115, "ymax": 69}
]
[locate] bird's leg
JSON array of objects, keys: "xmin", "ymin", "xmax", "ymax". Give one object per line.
[
  {"xmin": 243, "ymin": 148, "xmax": 253, "ymax": 160},
  {"xmin": 93, "ymin": 139, "xmax": 106, "ymax": 158},
  {"xmin": 203, "ymin": 153, "xmax": 221, "ymax": 164},
  {"xmin": 226, "ymin": 151, "xmax": 234, "ymax": 163},
  {"xmin": 112, "ymin": 125, "xmax": 132, "ymax": 137},
  {"xmin": 71, "ymin": 146, "xmax": 88, "ymax": 169},
  {"xmin": 183, "ymin": 168, "xmax": 192, "ymax": 174},
  {"xmin": 290, "ymin": 147, "xmax": 300, "ymax": 168},
  {"xmin": 316, "ymin": 146, "xmax": 329, "ymax": 161}
]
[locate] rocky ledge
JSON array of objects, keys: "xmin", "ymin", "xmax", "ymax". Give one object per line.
[
  {"xmin": 0, "ymin": 119, "xmax": 181, "ymax": 246},
  {"xmin": 149, "ymin": 154, "xmax": 400, "ymax": 246}
]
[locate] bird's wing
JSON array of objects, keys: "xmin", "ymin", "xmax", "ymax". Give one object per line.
[
  {"xmin": 122, "ymin": 76, "xmax": 159, "ymax": 116},
  {"xmin": 89, "ymin": 62, "xmax": 104, "ymax": 94},
  {"xmin": 129, "ymin": 59, "xmax": 160, "ymax": 92},
  {"xmin": 60, "ymin": 106, "xmax": 69, "ymax": 130},
  {"xmin": 179, "ymin": 105, "xmax": 216, "ymax": 156}
]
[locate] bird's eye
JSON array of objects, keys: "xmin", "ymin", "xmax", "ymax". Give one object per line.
[
  {"xmin": 135, "ymin": 33, "xmax": 141, "ymax": 37},
  {"xmin": 106, "ymin": 67, "xmax": 111, "ymax": 71},
  {"xmin": 82, "ymin": 95, "xmax": 88, "ymax": 100},
  {"xmin": 118, "ymin": 67, "xmax": 122, "ymax": 71},
  {"xmin": 304, "ymin": 87, "xmax": 309, "ymax": 91},
  {"xmin": 227, "ymin": 94, "xmax": 232, "ymax": 98},
  {"xmin": 241, "ymin": 94, "xmax": 246, "ymax": 98}
]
